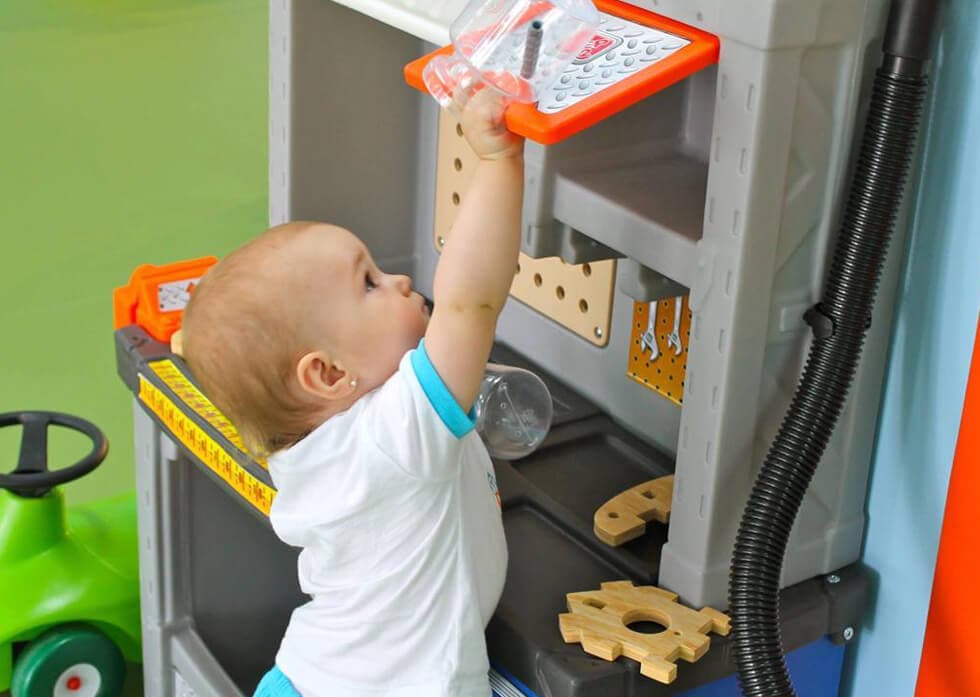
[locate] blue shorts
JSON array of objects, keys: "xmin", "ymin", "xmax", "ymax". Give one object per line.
[
  {"xmin": 253, "ymin": 666, "xmax": 302, "ymax": 697},
  {"xmin": 254, "ymin": 665, "xmax": 509, "ymax": 696}
]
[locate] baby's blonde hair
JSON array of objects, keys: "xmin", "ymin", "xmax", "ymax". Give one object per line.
[{"xmin": 182, "ymin": 221, "xmax": 323, "ymax": 458}]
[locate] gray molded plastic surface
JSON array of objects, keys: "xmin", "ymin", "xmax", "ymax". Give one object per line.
[
  {"xmin": 188, "ymin": 459, "xmax": 302, "ymax": 691},
  {"xmin": 522, "ymin": 221, "xmax": 623, "ymax": 266},
  {"xmin": 505, "ymin": 417, "xmax": 675, "ymax": 580},
  {"xmin": 520, "ymin": 72, "xmax": 715, "ymax": 291},
  {"xmin": 491, "ymin": 417, "xmax": 867, "ymax": 696},
  {"xmin": 116, "ymin": 325, "xmax": 172, "ymax": 393},
  {"xmin": 135, "ymin": 404, "xmax": 246, "ymax": 697},
  {"xmin": 271, "ymin": 0, "xmax": 903, "ymax": 608},
  {"xmin": 617, "ymin": 259, "xmax": 689, "ymax": 304},
  {"xmin": 490, "ymin": 343, "xmax": 601, "ymax": 426}
]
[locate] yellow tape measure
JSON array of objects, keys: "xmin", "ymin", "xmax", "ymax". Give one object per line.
[{"xmin": 138, "ymin": 359, "xmax": 274, "ymax": 515}]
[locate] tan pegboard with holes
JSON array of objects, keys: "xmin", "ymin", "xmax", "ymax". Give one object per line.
[
  {"xmin": 434, "ymin": 109, "xmax": 615, "ymax": 347},
  {"xmin": 627, "ymin": 296, "xmax": 691, "ymax": 404}
]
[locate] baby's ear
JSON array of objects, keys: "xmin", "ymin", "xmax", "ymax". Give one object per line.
[{"xmin": 295, "ymin": 351, "xmax": 351, "ymax": 401}]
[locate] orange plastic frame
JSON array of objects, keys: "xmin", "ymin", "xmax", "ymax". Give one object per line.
[
  {"xmin": 404, "ymin": 0, "xmax": 719, "ymax": 144},
  {"xmin": 915, "ymin": 317, "xmax": 980, "ymax": 696},
  {"xmin": 113, "ymin": 257, "xmax": 217, "ymax": 343}
]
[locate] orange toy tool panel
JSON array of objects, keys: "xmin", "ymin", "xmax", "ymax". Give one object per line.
[
  {"xmin": 113, "ymin": 257, "xmax": 217, "ymax": 343},
  {"xmin": 404, "ymin": 0, "xmax": 719, "ymax": 145}
]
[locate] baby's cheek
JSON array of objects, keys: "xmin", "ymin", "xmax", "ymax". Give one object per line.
[
  {"xmin": 402, "ymin": 305, "xmax": 423, "ymax": 332},
  {"xmin": 401, "ymin": 321, "xmax": 422, "ymax": 350},
  {"xmin": 388, "ymin": 314, "xmax": 421, "ymax": 355}
]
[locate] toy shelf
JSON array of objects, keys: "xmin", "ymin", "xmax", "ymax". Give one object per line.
[
  {"xmin": 521, "ymin": 67, "xmax": 714, "ymax": 292},
  {"xmin": 554, "ymin": 152, "xmax": 707, "ymax": 288}
]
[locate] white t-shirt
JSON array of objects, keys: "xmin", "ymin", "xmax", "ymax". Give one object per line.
[{"xmin": 267, "ymin": 341, "xmax": 508, "ymax": 697}]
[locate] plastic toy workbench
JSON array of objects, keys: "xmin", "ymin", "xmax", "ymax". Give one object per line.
[
  {"xmin": 121, "ymin": 0, "xmax": 908, "ymax": 692},
  {"xmin": 270, "ymin": 0, "xmax": 902, "ymax": 613},
  {"xmin": 116, "ymin": 324, "xmax": 867, "ymax": 697}
]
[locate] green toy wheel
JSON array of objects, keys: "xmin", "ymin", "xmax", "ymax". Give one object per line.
[{"xmin": 11, "ymin": 624, "xmax": 125, "ymax": 697}]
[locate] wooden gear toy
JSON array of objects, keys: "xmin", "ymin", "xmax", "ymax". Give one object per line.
[
  {"xmin": 594, "ymin": 475, "xmax": 673, "ymax": 546},
  {"xmin": 559, "ymin": 580, "xmax": 730, "ymax": 684}
]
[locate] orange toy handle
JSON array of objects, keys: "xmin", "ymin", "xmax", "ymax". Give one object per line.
[{"xmin": 113, "ymin": 257, "xmax": 218, "ymax": 343}]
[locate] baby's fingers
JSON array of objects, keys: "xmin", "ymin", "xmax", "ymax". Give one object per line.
[
  {"xmin": 451, "ymin": 84, "xmax": 522, "ymax": 160},
  {"xmin": 447, "ymin": 78, "xmax": 481, "ymax": 119},
  {"xmin": 458, "ymin": 87, "xmax": 509, "ymax": 145}
]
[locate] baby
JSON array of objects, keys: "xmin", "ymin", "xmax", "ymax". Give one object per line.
[{"xmin": 181, "ymin": 89, "xmax": 523, "ymax": 697}]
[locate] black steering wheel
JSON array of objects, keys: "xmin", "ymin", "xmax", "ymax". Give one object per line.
[{"xmin": 0, "ymin": 411, "xmax": 108, "ymax": 498}]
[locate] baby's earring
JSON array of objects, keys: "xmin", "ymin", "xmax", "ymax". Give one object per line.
[{"xmin": 349, "ymin": 378, "xmax": 358, "ymax": 389}]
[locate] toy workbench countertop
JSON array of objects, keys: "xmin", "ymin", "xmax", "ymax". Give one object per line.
[{"xmin": 115, "ymin": 324, "xmax": 275, "ymax": 522}]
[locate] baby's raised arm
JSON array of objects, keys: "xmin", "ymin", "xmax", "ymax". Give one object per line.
[{"xmin": 423, "ymin": 89, "xmax": 525, "ymax": 412}]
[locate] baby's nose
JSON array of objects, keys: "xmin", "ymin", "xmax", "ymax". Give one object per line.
[{"xmin": 392, "ymin": 274, "xmax": 412, "ymax": 295}]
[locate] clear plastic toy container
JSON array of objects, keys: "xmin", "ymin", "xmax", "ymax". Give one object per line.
[
  {"xmin": 423, "ymin": 0, "xmax": 601, "ymax": 106},
  {"xmin": 475, "ymin": 363, "xmax": 554, "ymax": 460}
]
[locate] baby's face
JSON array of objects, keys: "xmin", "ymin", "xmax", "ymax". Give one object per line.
[{"xmin": 297, "ymin": 224, "xmax": 430, "ymax": 389}]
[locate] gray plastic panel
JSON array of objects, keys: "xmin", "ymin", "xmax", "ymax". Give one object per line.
[
  {"xmin": 659, "ymin": 1, "xmax": 899, "ymax": 606},
  {"xmin": 172, "ymin": 631, "xmax": 243, "ymax": 696},
  {"xmin": 490, "ymin": 342, "xmax": 601, "ymax": 426},
  {"xmin": 269, "ymin": 0, "xmax": 420, "ymax": 278},
  {"xmin": 186, "ymin": 459, "xmax": 302, "ymax": 692},
  {"xmin": 134, "ymin": 403, "xmax": 171, "ymax": 697},
  {"xmin": 134, "ymin": 411, "xmax": 299, "ymax": 697}
]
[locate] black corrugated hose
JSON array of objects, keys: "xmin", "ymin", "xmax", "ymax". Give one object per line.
[{"xmin": 728, "ymin": 1, "xmax": 945, "ymax": 695}]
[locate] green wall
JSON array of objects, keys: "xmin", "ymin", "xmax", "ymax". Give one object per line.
[{"xmin": 0, "ymin": 1, "xmax": 268, "ymax": 504}]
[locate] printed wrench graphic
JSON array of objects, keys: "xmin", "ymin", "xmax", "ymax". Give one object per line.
[
  {"xmin": 640, "ymin": 301, "xmax": 659, "ymax": 360},
  {"xmin": 666, "ymin": 297, "xmax": 684, "ymax": 356}
]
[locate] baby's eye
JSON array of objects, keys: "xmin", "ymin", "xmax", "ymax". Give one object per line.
[{"xmin": 365, "ymin": 273, "xmax": 377, "ymax": 292}]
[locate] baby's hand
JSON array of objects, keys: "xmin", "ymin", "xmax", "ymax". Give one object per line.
[{"xmin": 451, "ymin": 87, "xmax": 524, "ymax": 161}]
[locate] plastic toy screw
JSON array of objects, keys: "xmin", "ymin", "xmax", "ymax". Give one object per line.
[
  {"xmin": 843, "ymin": 626, "xmax": 854, "ymax": 641},
  {"xmin": 826, "ymin": 574, "xmax": 841, "ymax": 584},
  {"xmin": 521, "ymin": 20, "xmax": 545, "ymax": 80}
]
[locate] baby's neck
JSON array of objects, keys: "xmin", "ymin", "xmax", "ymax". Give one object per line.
[
  {"xmin": 311, "ymin": 390, "xmax": 364, "ymax": 426},
  {"xmin": 305, "ymin": 368, "xmax": 396, "ymax": 434}
]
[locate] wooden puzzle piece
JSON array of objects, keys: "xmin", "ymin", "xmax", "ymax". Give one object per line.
[
  {"xmin": 594, "ymin": 476, "xmax": 674, "ymax": 546},
  {"xmin": 558, "ymin": 580, "xmax": 730, "ymax": 684}
]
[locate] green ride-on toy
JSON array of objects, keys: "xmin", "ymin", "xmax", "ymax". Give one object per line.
[{"xmin": 0, "ymin": 412, "xmax": 140, "ymax": 697}]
